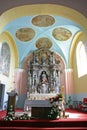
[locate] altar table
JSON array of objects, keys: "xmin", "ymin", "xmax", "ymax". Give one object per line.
[{"xmin": 24, "ymin": 100, "xmax": 52, "ymax": 118}]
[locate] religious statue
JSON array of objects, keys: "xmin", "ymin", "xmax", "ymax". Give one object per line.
[{"xmin": 39, "ymin": 71, "xmax": 49, "ymax": 93}]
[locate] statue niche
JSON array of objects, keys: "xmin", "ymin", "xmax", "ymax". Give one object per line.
[{"xmin": 27, "ymin": 48, "xmax": 61, "ymax": 94}]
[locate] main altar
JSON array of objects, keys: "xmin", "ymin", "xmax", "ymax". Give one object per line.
[{"xmin": 23, "ymin": 47, "xmax": 65, "ymax": 118}]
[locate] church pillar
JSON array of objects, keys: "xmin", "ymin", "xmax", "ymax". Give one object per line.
[
  {"xmin": 14, "ymin": 68, "xmax": 27, "ymax": 94},
  {"xmin": 14, "ymin": 68, "xmax": 27, "ymax": 108},
  {"xmin": 64, "ymin": 68, "xmax": 74, "ymax": 95}
]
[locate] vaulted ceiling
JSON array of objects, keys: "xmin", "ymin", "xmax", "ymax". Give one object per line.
[{"xmin": 0, "ymin": 1, "xmax": 87, "ymax": 68}]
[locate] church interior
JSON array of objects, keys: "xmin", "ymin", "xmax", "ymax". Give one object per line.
[{"xmin": 0, "ymin": 0, "xmax": 87, "ymax": 129}]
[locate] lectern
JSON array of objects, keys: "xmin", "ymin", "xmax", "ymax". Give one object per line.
[{"xmin": 6, "ymin": 91, "xmax": 17, "ymax": 115}]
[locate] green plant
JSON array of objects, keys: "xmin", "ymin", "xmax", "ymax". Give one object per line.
[{"xmin": 66, "ymin": 96, "xmax": 73, "ymax": 108}]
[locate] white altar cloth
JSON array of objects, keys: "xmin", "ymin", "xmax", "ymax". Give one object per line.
[
  {"xmin": 29, "ymin": 93, "xmax": 57, "ymax": 100},
  {"xmin": 24, "ymin": 99, "xmax": 52, "ymax": 108}
]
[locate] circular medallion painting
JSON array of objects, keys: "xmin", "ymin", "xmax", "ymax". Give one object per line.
[
  {"xmin": 36, "ymin": 37, "xmax": 52, "ymax": 49},
  {"xmin": 52, "ymin": 27, "xmax": 72, "ymax": 41},
  {"xmin": 32, "ymin": 15, "xmax": 55, "ymax": 27},
  {"xmin": 15, "ymin": 28, "xmax": 35, "ymax": 42}
]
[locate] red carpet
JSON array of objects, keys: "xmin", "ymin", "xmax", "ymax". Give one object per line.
[{"xmin": 0, "ymin": 109, "xmax": 87, "ymax": 130}]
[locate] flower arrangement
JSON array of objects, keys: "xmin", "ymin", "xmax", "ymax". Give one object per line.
[
  {"xmin": 49, "ymin": 93, "xmax": 62, "ymax": 103},
  {"xmin": 47, "ymin": 104, "xmax": 59, "ymax": 119},
  {"xmin": 3, "ymin": 113, "xmax": 30, "ymax": 121},
  {"xmin": 47, "ymin": 93, "xmax": 63, "ymax": 119},
  {"xmin": 3, "ymin": 105, "xmax": 30, "ymax": 121}
]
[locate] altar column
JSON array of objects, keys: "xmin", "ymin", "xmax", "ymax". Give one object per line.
[{"xmin": 64, "ymin": 69, "xmax": 74, "ymax": 96}]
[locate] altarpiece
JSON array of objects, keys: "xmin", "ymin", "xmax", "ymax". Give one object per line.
[{"xmin": 27, "ymin": 48, "xmax": 61, "ymax": 100}]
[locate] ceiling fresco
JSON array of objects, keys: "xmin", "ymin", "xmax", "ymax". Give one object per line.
[
  {"xmin": 52, "ymin": 27, "xmax": 72, "ymax": 41},
  {"xmin": 16, "ymin": 28, "xmax": 35, "ymax": 42},
  {"xmin": 36, "ymin": 37, "xmax": 52, "ymax": 49},
  {"xmin": 32, "ymin": 15, "xmax": 55, "ymax": 27},
  {"xmin": 2, "ymin": 15, "xmax": 81, "ymax": 67}
]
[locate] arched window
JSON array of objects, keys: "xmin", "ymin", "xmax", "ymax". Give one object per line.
[
  {"xmin": 0, "ymin": 42, "xmax": 10, "ymax": 76},
  {"xmin": 76, "ymin": 41, "xmax": 87, "ymax": 77}
]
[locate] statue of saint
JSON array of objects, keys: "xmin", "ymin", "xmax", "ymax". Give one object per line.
[{"xmin": 40, "ymin": 71, "xmax": 49, "ymax": 93}]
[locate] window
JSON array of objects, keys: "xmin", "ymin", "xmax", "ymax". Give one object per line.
[
  {"xmin": 76, "ymin": 41, "xmax": 87, "ymax": 77},
  {"xmin": 0, "ymin": 42, "xmax": 10, "ymax": 76}
]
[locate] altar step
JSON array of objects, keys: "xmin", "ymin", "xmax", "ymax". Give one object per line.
[
  {"xmin": 0, "ymin": 119, "xmax": 87, "ymax": 129},
  {"xmin": 0, "ymin": 109, "xmax": 87, "ymax": 130},
  {"xmin": 0, "ymin": 127, "xmax": 87, "ymax": 130}
]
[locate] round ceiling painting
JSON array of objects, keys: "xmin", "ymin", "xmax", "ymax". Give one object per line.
[
  {"xmin": 15, "ymin": 28, "xmax": 35, "ymax": 42},
  {"xmin": 52, "ymin": 27, "xmax": 72, "ymax": 41},
  {"xmin": 32, "ymin": 15, "xmax": 55, "ymax": 27},
  {"xmin": 36, "ymin": 37, "xmax": 52, "ymax": 49}
]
